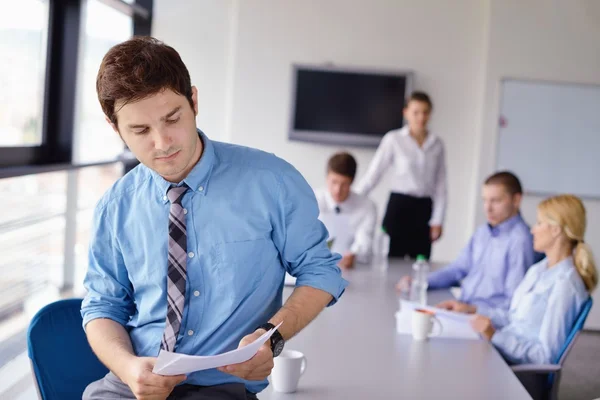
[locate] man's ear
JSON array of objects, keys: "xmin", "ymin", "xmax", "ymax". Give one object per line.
[
  {"xmin": 512, "ymin": 193, "xmax": 523, "ymax": 209},
  {"xmin": 191, "ymin": 86, "xmax": 199, "ymax": 116},
  {"xmin": 106, "ymin": 116, "xmax": 119, "ymax": 134}
]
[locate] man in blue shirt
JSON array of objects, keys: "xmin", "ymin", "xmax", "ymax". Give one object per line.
[
  {"xmin": 81, "ymin": 37, "xmax": 347, "ymax": 400},
  {"xmin": 397, "ymin": 172, "xmax": 534, "ymax": 313}
]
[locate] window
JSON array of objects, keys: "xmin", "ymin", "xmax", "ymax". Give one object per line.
[
  {"xmin": 0, "ymin": 164, "xmax": 122, "ymax": 320},
  {"xmin": 0, "ymin": 0, "xmax": 153, "ymax": 381},
  {"xmin": 74, "ymin": 0, "xmax": 134, "ymax": 163},
  {"xmin": 0, "ymin": 171, "xmax": 67, "ymax": 319},
  {"xmin": 0, "ymin": 0, "xmax": 48, "ymax": 147},
  {"xmin": 0, "ymin": 0, "xmax": 150, "ymax": 171},
  {"xmin": 73, "ymin": 164, "xmax": 123, "ymax": 293}
]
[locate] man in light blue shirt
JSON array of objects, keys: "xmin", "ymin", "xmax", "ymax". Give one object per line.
[
  {"xmin": 81, "ymin": 37, "xmax": 347, "ymax": 400},
  {"xmin": 398, "ymin": 171, "xmax": 534, "ymax": 312}
]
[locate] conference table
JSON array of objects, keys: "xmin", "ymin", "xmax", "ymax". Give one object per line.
[{"xmin": 260, "ymin": 259, "xmax": 532, "ymax": 400}]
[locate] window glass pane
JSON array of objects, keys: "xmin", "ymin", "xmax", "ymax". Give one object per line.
[
  {"xmin": 0, "ymin": 171, "xmax": 67, "ymax": 319},
  {"xmin": 0, "ymin": 163, "xmax": 122, "ymax": 322},
  {"xmin": 73, "ymin": 164, "xmax": 123, "ymax": 294},
  {"xmin": 0, "ymin": 0, "xmax": 48, "ymax": 147},
  {"xmin": 75, "ymin": 0, "xmax": 133, "ymax": 163}
]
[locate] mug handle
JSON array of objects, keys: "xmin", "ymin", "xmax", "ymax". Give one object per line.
[
  {"xmin": 430, "ymin": 315, "xmax": 443, "ymax": 337},
  {"xmin": 300, "ymin": 356, "xmax": 308, "ymax": 376}
]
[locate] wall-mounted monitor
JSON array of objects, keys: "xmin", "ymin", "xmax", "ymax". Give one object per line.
[{"xmin": 289, "ymin": 64, "xmax": 413, "ymax": 147}]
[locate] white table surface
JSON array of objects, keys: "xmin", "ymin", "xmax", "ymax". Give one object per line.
[{"xmin": 259, "ymin": 259, "xmax": 531, "ymax": 400}]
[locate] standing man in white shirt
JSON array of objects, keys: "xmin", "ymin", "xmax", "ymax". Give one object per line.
[
  {"xmin": 315, "ymin": 152, "xmax": 377, "ymax": 269},
  {"xmin": 356, "ymin": 91, "xmax": 447, "ymax": 259}
]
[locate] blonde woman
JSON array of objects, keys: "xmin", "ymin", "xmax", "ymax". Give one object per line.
[{"xmin": 439, "ymin": 194, "xmax": 597, "ymax": 365}]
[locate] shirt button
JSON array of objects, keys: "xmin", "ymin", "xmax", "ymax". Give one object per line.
[
  {"xmin": 162, "ymin": 195, "xmax": 167, "ymax": 201},
  {"xmin": 188, "ymin": 252, "xmax": 195, "ymax": 258},
  {"xmin": 188, "ymin": 330, "xmax": 194, "ymax": 336},
  {"xmin": 193, "ymin": 290, "xmax": 200, "ymax": 297},
  {"xmin": 183, "ymin": 208, "xmax": 188, "ymax": 215},
  {"xmin": 198, "ymin": 186, "xmax": 204, "ymax": 192}
]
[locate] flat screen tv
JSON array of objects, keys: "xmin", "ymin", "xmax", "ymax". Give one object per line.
[{"xmin": 289, "ymin": 65, "xmax": 413, "ymax": 147}]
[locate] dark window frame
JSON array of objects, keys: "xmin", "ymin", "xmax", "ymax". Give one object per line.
[{"xmin": 0, "ymin": 0, "xmax": 152, "ymax": 178}]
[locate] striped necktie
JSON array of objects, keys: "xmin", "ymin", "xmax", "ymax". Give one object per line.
[{"xmin": 161, "ymin": 185, "xmax": 188, "ymax": 352}]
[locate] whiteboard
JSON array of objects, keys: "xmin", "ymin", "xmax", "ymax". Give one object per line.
[{"xmin": 496, "ymin": 79, "xmax": 600, "ymax": 198}]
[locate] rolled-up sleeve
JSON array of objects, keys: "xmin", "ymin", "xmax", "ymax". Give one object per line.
[
  {"xmin": 272, "ymin": 162, "xmax": 348, "ymax": 305},
  {"xmin": 81, "ymin": 202, "xmax": 135, "ymax": 329}
]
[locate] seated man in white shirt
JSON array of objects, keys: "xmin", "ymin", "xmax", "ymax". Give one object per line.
[{"xmin": 315, "ymin": 152, "xmax": 377, "ymax": 269}]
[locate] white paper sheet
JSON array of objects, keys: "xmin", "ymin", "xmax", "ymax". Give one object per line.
[
  {"xmin": 319, "ymin": 213, "xmax": 353, "ymax": 255},
  {"xmin": 396, "ymin": 300, "xmax": 480, "ymax": 340},
  {"xmin": 284, "ymin": 273, "xmax": 296, "ymax": 286},
  {"xmin": 153, "ymin": 322, "xmax": 284, "ymax": 376}
]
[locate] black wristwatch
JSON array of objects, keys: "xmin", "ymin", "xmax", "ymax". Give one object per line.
[{"xmin": 257, "ymin": 323, "xmax": 285, "ymax": 357}]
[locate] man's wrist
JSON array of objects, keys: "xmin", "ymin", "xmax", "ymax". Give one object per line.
[
  {"xmin": 256, "ymin": 322, "xmax": 285, "ymax": 357},
  {"xmin": 255, "ymin": 327, "xmax": 268, "ymax": 335}
]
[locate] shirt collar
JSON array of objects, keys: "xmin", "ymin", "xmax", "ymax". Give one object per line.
[
  {"xmin": 487, "ymin": 213, "xmax": 523, "ymax": 237},
  {"xmin": 539, "ymin": 256, "xmax": 574, "ymax": 280},
  {"xmin": 400, "ymin": 125, "xmax": 438, "ymax": 150},
  {"xmin": 149, "ymin": 129, "xmax": 216, "ymax": 204},
  {"xmin": 323, "ymin": 189, "xmax": 354, "ymax": 212}
]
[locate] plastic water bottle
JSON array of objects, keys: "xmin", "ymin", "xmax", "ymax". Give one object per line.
[{"xmin": 410, "ymin": 255, "xmax": 429, "ymax": 305}]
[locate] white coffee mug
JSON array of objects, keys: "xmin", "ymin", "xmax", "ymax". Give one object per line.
[
  {"xmin": 411, "ymin": 308, "xmax": 442, "ymax": 341},
  {"xmin": 271, "ymin": 349, "xmax": 307, "ymax": 393}
]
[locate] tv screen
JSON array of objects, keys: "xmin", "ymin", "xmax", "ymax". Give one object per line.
[{"xmin": 289, "ymin": 65, "xmax": 413, "ymax": 147}]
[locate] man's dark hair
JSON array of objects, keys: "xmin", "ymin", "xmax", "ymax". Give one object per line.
[
  {"xmin": 485, "ymin": 171, "xmax": 523, "ymax": 195},
  {"xmin": 327, "ymin": 152, "xmax": 357, "ymax": 181},
  {"xmin": 96, "ymin": 36, "xmax": 194, "ymax": 126},
  {"xmin": 405, "ymin": 91, "xmax": 433, "ymax": 110}
]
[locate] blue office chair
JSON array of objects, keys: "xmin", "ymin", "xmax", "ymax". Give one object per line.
[
  {"xmin": 27, "ymin": 298, "xmax": 108, "ymax": 400},
  {"xmin": 511, "ymin": 297, "xmax": 593, "ymax": 400}
]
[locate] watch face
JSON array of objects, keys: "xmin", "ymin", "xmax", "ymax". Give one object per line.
[{"xmin": 273, "ymin": 339, "xmax": 285, "ymax": 357}]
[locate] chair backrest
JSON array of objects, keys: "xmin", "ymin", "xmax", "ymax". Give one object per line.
[
  {"xmin": 27, "ymin": 298, "xmax": 108, "ymax": 400},
  {"xmin": 555, "ymin": 297, "xmax": 593, "ymax": 365}
]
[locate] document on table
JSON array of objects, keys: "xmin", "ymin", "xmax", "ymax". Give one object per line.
[
  {"xmin": 396, "ymin": 300, "xmax": 480, "ymax": 340},
  {"xmin": 153, "ymin": 322, "xmax": 283, "ymax": 376},
  {"xmin": 319, "ymin": 213, "xmax": 353, "ymax": 255}
]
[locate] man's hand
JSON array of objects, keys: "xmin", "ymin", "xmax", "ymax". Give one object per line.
[
  {"xmin": 217, "ymin": 329, "xmax": 274, "ymax": 381},
  {"xmin": 396, "ymin": 275, "xmax": 412, "ymax": 292},
  {"xmin": 121, "ymin": 357, "xmax": 187, "ymax": 400},
  {"xmin": 436, "ymin": 299, "xmax": 477, "ymax": 314},
  {"xmin": 338, "ymin": 253, "xmax": 356, "ymax": 269},
  {"xmin": 430, "ymin": 225, "xmax": 443, "ymax": 242},
  {"xmin": 471, "ymin": 315, "xmax": 496, "ymax": 340}
]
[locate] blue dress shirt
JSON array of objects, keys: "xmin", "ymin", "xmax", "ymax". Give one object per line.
[
  {"xmin": 81, "ymin": 130, "xmax": 348, "ymax": 393},
  {"xmin": 480, "ymin": 257, "xmax": 589, "ymax": 364},
  {"xmin": 428, "ymin": 214, "xmax": 534, "ymax": 310}
]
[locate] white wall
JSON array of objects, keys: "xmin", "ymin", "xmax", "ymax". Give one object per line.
[
  {"xmin": 154, "ymin": 0, "xmax": 600, "ymax": 328},
  {"xmin": 475, "ymin": 0, "xmax": 600, "ymax": 328},
  {"xmin": 152, "ymin": 0, "xmax": 236, "ymax": 142},
  {"xmin": 223, "ymin": 0, "xmax": 489, "ymax": 262}
]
